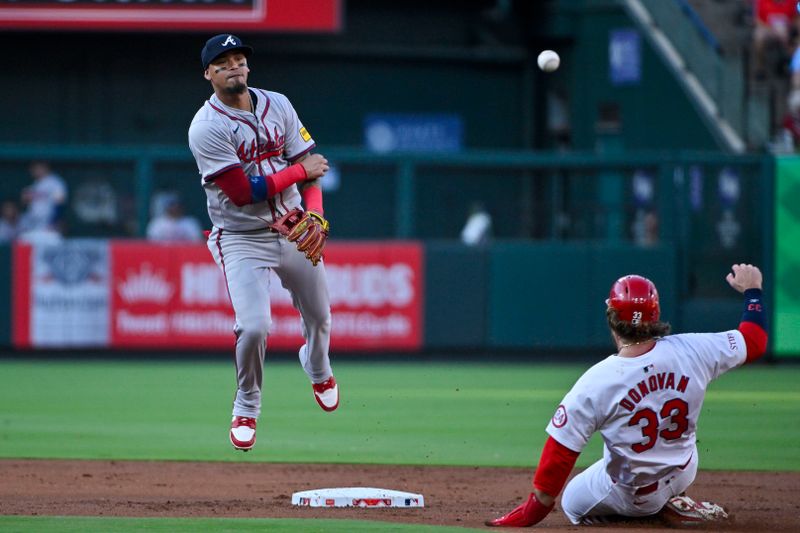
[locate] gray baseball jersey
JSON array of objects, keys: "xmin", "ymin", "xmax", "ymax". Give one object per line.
[
  {"xmin": 188, "ymin": 88, "xmax": 315, "ymax": 231},
  {"xmin": 188, "ymin": 86, "xmax": 333, "ymax": 423}
]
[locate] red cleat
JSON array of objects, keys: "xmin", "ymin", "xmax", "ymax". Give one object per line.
[
  {"xmin": 312, "ymin": 376, "xmax": 339, "ymax": 412},
  {"xmin": 229, "ymin": 416, "xmax": 256, "ymax": 451}
]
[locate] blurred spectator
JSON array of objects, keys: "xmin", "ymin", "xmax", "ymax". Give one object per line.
[
  {"xmin": 752, "ymin": 0, "xmax": 799, "ymax": 78},
  {"xmin": 546, "ymin": 88, "xmax": 572, "ymax": 150},
  {"xmin": 780, "ymin": 88, "xmax": 800, "ymax": 150},
  {"xmin": 0, "ymin": 200, "xmax": 20, "ymax": 243},
  {"xmin": 461, "ymin": 202, "xmax": 492, "ymax": 246},
  {"xmin": 789, "ymin": 27, "xmax": 800, "ymax": 88},
  {"xmin": 72, "ymin": 179, "xmax": 119, "ymax": 229},
  {"xmin": 631, "ymin": 210, "xmax": 659, "ymax": 248},
  {"xmin": 146, "ymin": 195, "xmax": 203, "ymax": 242},
  {"xmin": 630, "ymin": 169, "xmax": 659, "ymax": 247},
  {"xmin": 18, "ymin": 161, "xmax": 68, "ymax": 243}
]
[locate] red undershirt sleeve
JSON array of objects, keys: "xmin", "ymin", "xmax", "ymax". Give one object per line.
[
  {"xmin": 739, "ymin": 321, "xmax": 768, "ymax": 363},
  {"xmin": 532, "ymin": 436, "xmax": 580, "ymax": 498},
  {"xmin": 210, "ymin": 166, "xmax": 251, "ymax": 207},
  {"xmin": 209, "ymin": 164, "xmax": 307, "ymax": 207},
  {"xmin": 302, "ymin": 184, "xmax": 323, "ymax": 215},
  {"xmin": 267, "ymin": 164, "xmax": 307, "ymax": 197}
]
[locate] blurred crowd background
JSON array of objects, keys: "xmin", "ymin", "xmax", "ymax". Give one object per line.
[{"xmin": 0, "ymin": 0, "xmax": 796, "ymax": 356}]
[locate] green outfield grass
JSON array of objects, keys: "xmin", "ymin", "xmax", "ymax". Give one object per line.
[
  {"xmin": 0, "ymin": 516, "xmax": 485, "ymax": 532},
  {"xmin": 0, "ymin": 359, "xmax": 798, "ymax": 469},
  {"xmin": 1, "ymin": 359, "xmax": 798, "ymax": 532}
]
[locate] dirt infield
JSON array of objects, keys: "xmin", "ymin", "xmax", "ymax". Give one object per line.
[{"xmin": 1, "ymin": 460, "xmax": 798, "ymax": 531}]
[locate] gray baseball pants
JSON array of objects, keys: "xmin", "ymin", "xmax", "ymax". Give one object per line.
[{"xmin": 207, "ymin": 226, "xmax": 332, "ymax": 418}]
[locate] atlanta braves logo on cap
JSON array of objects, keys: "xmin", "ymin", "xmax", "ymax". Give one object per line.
[{"xmin": 201, "ymin": 33, "xmax": 253, "ymax": 69}]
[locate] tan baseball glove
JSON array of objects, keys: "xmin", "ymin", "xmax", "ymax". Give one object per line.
[{"xmin": 269, "ymin": 208, "xmax": 329, "ymax": 266}]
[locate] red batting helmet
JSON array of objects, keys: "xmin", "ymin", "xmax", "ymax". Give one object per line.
[{"xmin": 607, "ymin": 275, "xmax": 660, "ymax": 324}]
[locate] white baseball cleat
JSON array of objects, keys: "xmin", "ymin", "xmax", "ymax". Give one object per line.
[
  {"xmin": 229, "ymin": 416, "xmax": 256, "ymax": 451},
  {"xmin": 312, "ymin": 376, "xmax": 339, "ymax": 412},
  {"xmin": 299, "ymin": 344, "xmax": 339, "ymax": 412},
  {"xmin": 660, "ymin": 495, "xmax": 729, "ymax": 527}
]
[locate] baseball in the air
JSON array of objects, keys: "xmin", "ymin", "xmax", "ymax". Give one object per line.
[{"xmin": 537, "ymin": 50, "xmax": 560, "ymax": 72}]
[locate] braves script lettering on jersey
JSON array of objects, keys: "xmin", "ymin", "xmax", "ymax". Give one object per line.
[
  {"xmin": 189, "ymin": 89, "xmax": 313, "ymax": 230},
  {"xmin": 549, "ymin": 331, "xmax": 746, "ymax": 522},
  {"xmin": 188, "ymin": 34, "xmax": 337, "ymax": 452}
]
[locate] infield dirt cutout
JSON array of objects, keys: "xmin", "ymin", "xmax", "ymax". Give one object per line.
[{"xmin": 1, "ymin": 460, "xmax": 798, "ymax": 531}]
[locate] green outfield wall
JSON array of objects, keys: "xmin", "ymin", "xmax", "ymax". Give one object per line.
[
  {"xmin": 0, "ymin": 238, "xmax": 775, "ymax": 354},
  {"xmin": 424, "ymin": 243, "xmax": 489, "ymax": 349},
  {"xmin": 775, "ymin": 157, "xmax": 800, "ymax": 357},
  {"xmin": 0, "ymin": 147, "xmax": 773, "ymax": 355},
  {"xmin": 486, "ymin": 242, "xmax": 676, "ymax": 349}
]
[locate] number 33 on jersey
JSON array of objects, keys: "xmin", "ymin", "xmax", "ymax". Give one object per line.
[{"xmin": 546, "ymin": 330, "xmax": 746, "ymax": 484}]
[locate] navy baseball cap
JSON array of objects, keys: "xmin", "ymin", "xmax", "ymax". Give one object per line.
[{"xmin": 201, "ymin": 34, "xmax": 253, "ymax": 69}]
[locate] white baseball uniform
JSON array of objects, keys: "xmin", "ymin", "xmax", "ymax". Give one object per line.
[
  {"xmin": 146, "ymin": 214, "xmax": 203, "ymax": 242},
  {"xmin": 547, "ymin": 331, "xmax": 747, "ymax": 524},
  {"xmin": 21, "ymin": 172, "xmax": 67, "ymax": 232},
  {"xmin": 188, "ymin": 88, "xmax": 332, "ymax": 419}
]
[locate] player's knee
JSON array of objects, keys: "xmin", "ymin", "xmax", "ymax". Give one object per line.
[
  {"xmin": 320, "ymin": 313, "xmax": 331, "ymax": 332},
  {"xmin": 304, "ymin": 310, "xmax": 331, "ymax": 334},
  {"xmin": 238, "ymin": 319, "xmax": 271, "ymax": 345},
  {"xmin": 559, "ymin": 478, "xmax": 588, "ymax": 524}
]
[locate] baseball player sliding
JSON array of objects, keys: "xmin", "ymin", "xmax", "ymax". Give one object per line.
[
  {"xmin": 487, "ymin": 263, "xmax": 768, "ymax": 527},
  {"xmin": 188, "ymin": 34, "xmax": 338, "ymax": 452}
]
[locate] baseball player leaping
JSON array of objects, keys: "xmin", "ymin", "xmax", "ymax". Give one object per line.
[
  {"xmin": 188, "ymin": 34, "xmax": 338, "ymax": 452},
  {"xmin": 487, "ymin": 263, "xmax": 768, "ymax": 527}
]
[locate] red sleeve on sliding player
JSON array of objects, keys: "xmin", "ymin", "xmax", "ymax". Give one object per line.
[
  {"xmin": 739, "ymin": 321, "xmax": 768, "ymax": 363},
  {"xmin": 532, "ymin": 436, "xmax": 580, "ymax": 498},
  {"xmin": 302, "ymin": 184, "xmax": 324, "ymax": 215}
]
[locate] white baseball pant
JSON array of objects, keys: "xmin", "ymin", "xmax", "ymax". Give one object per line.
[{"xmin": 560, "ymin": 448, "xmax": 698, "ymax": 524}]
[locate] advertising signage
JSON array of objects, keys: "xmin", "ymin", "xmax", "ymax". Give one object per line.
[
  {"xmin": 13, "ymin": 239, "xmax": 423, "ymax": 351},
  {"xmin": 0, "ymin": 0, "xmax": 341, "ymax": 32}
]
